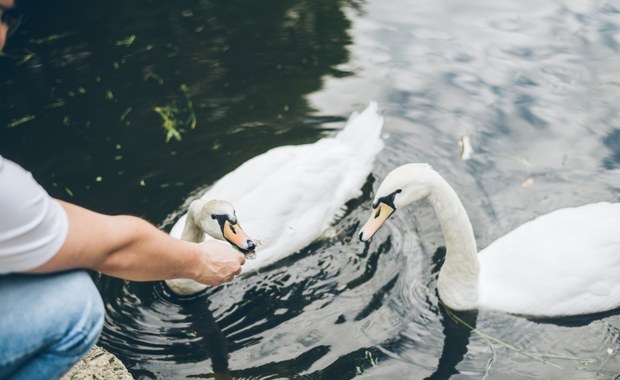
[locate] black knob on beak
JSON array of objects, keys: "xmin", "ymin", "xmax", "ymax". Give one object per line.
[{"xmin": 246, "ymin": 240, "xmax": 256, "ymax": 251}]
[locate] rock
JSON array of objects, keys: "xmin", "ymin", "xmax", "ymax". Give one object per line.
[{"xmin": 61, "ymin": 345, "xmax": 133, "ymax": 380}]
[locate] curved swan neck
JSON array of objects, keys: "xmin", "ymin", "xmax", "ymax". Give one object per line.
[
  {"xmin": 166, "ymin": 214, "xmax": 208, "ymax": 295},
  {"xmin": 425, "ymin": 170, "xmax": 480, "ymax": 310},
  {"xmin": 180, "ymin": 215, "xmax": 204, "ymax": 243}
]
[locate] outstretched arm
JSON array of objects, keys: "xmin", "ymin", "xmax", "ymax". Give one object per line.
[{"xmin": 29, "ymin": 201, "xmax": 245, "ymax": 286}]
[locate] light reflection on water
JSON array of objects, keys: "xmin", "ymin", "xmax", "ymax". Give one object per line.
[{"xmin": 1, "ymin": 0, "xmax": 620, "ymax": 378}]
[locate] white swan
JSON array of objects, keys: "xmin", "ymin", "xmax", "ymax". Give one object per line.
[
  {"xmin": 166, "ymin": 101, "xmax": 384, "ymax": 295},
  {"xmin": 359, "ymin": 163, "xmax": 620, "ymax": 317},
  {"xmin": 165, "ymin": 199, "xmax": 258, "ymax": 295}
]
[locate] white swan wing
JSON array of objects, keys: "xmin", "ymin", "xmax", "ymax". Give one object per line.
[
  {"xmin": 478, "ymin": 202, "xmax": 620, "ymax": 316},
  {"xmin": 235, "ymin": 142, "xmax": 362, "ymax": 271}
]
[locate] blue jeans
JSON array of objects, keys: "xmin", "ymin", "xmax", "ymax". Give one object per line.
[{"xmin": 0, "ymin": 270, "xmax": 105, "ymax": 380}]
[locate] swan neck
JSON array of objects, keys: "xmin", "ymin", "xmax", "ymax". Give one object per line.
[
  {"xmin": 165, "ymin": 212, "xmax": 208, "ymax": 296},
  {"xmin": 180, "ymin": 215, "xmax": 204, "ymax": 243},
  {"xmin": 427, "ymin": 172, "xmax": 480, "ymax": 310}
]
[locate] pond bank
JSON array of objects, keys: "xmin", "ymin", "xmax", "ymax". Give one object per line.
[{"xmin": 61, "ymin": 346, "xmax": 133, "ymax": 380}]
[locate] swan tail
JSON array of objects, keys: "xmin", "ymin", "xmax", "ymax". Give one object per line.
[{"xmin": 335, "ymin": 101, "xmax": 384, "ymax": 155}]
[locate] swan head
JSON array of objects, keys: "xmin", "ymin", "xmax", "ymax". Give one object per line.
[
  {"xmin": 359, "ymin": 163, "xmax": 434, "ymax": 241},
  {"xmin": 187, "ymin": 199, "xmax": 258, "ymax": 258}
]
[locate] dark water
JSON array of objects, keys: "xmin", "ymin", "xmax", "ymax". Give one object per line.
[{"xmin": 2, "ymin": 0, "xmax": 620, "ymax": 379}]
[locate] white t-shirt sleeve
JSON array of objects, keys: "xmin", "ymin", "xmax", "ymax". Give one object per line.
[{"xmin": 0, "ymin": 156, "xmax": 69, "ymax": 273}]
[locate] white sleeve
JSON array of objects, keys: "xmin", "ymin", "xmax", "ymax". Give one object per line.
[{"xmin": 0, "ymin": 156, "xmax": 69, "ymax": 273}]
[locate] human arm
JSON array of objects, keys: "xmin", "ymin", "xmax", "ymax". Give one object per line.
[
  {"xmin": 29, "ymin": 200, "xmax": 246, "ymax": 286},
  {"xmin": 0, "ymin": 0, "xmax": 15, "ymax": 50}
]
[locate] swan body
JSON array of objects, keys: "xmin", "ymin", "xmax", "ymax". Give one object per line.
[
  {"xmin": 167, "ymin": 102, "xmax": 384, "ymax": 295},
  {"xmin": 359, "ymin": 163, "xmax": 620, "ymax": 317}
]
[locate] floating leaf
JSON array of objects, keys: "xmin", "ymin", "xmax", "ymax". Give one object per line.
[
  {"xmin": 365, "ymin": 351, "xmax": 378, "ymax": 366},
  {"xmin": 154, "ymin": 106, "xmax": 182, "ymax": 142},
  {"xmin": 459, "ymin": 135, "xmax": 473, "ymax": 161},
  {"xmin": 18, "ymin": 52, "xmax": 32, "ymax": 64},
  {"xmin": 166, "ymin": 128, "xmax": 182, "ymax": 142},
  {"xmin": 7, "ymin": 115, "xmax": 35, "ymax": 128},
  {"xmin": 115, "ymin": 34, "xmax": 136, "ymax": 47},
  {"xmin": 522, "ymin": 178, "xmax": 534, "ymax": 188},
  {"xmin": 29, "ymin": 33, "xmax": 72, "ymax": 45},
  {"xmin": 0, "ymin": 49, "xmax": 36, "ymax": 64},
  {"xmin": 46, "ymin": 99, "xmax": 65, "ymax": 108},
  {"xmin": 120, "ymin": 107, "xmax": 132, "ymax": 121}
]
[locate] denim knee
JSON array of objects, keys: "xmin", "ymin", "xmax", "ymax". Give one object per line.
[
  {"xmin": 0, "ymin": 270, "xmax": 105, "ymax": 379},
  {"xmin": 50, "ymin": 271, "xmax": 105, "ymax": 356}
]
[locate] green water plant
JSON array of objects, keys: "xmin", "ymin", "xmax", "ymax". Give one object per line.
[
  {"xmin": 153, "ymin": 105, "xmax": 182, "ymax": 142},
  {"xmin": 153, "ymin": 84, "xmax": 197, "ymax": 142}
]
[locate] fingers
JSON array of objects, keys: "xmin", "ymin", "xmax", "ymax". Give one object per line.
[
  {"xmin": 224, "ymin": 274, "xmax": 235, "ymax": 283},
  {"xmin": 197, "ymin": 241, "xmax": 247, "ymax": 285},
  {"xmin": 218, "ymin": 256, "xmax": 243, "ymax": 285},
  {"xmin": 212, "ymin": 273, "xmax": 235, "ymax": 286},
  {"xmin": 227, "ymin": 255, "xmax": 244, "ymax": 279}
]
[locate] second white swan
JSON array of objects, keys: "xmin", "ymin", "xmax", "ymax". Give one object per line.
[{"xmin": 359, "ymin": 163, "xmax": 620, "ymax": 317}]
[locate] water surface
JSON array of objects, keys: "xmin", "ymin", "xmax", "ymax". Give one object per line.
[{"xmin": 1, "ymin": 0, "xmax": 620, "ymax": 379}]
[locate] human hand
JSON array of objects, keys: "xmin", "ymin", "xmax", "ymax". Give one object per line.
[{"xmin": 192, "ymin": 240, "xmax": 246, "ymax": 286}]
